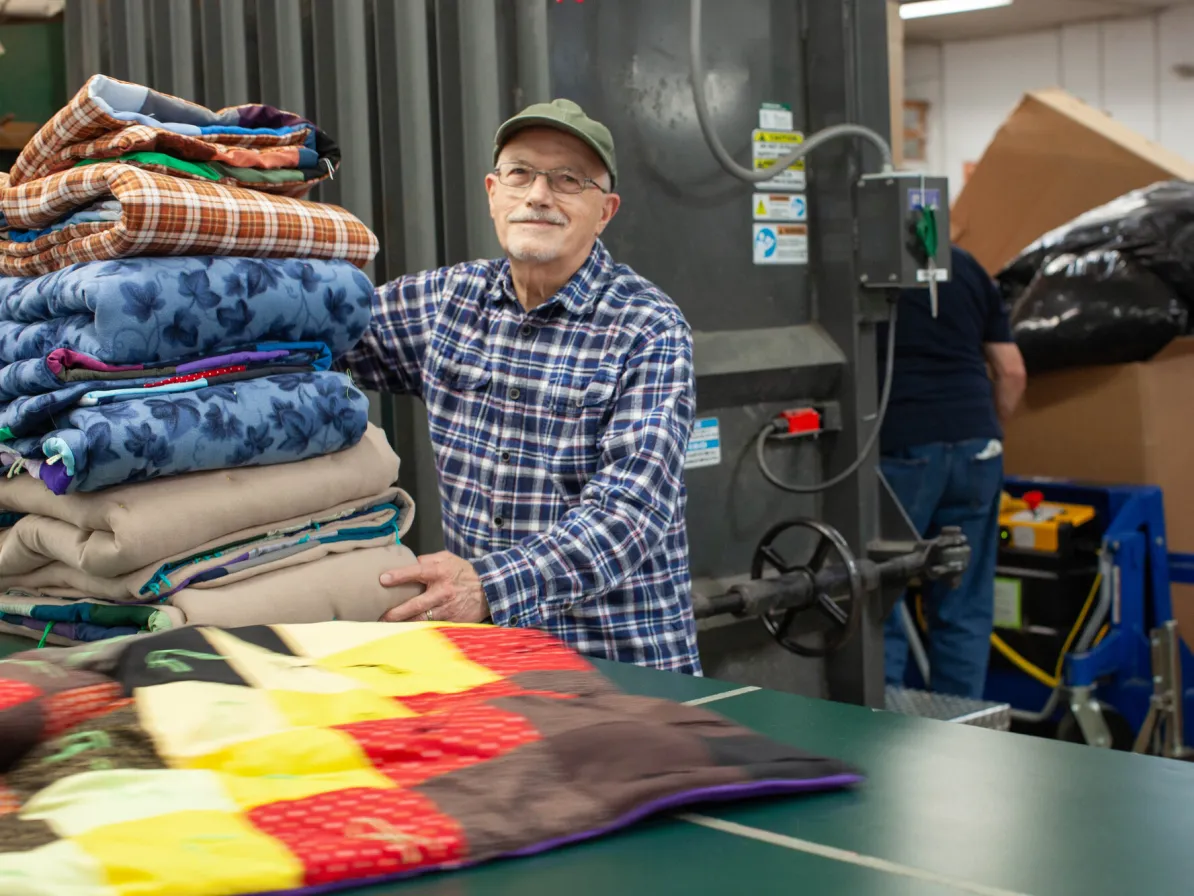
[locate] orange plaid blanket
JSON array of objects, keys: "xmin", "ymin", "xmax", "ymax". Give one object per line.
[
  {"xmin": 0, "ymin": 164, "xmax": 377, "ymax": 277},
  {"xmin": 10, "ymin": 74, "xmax": 337, "ymax": 198}
]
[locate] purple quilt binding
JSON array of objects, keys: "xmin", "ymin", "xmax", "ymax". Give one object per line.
[{"xmin": 258, "ymin": 776, "xmax": 863, "ymax": 896}]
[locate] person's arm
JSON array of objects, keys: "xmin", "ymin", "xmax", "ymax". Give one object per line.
[
  {"xmin": 970, "ymin": 248, "xmax": 1027, "ymax": 423},
  {"xmin": 985, "ymin": 341, "xmax": 1027, "ymax": 423},
  {"xmin": 335, "ymin": 267, "xmax": 450, "ymax": 397},
  {"xmin": 474, "ymin": 323, "xmax": 695, "ymax": 627}
]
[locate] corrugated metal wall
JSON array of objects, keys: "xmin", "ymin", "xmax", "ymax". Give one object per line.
[{"xmin": 63, "ymin": 0, "xmax": 553, "ymax": 552}]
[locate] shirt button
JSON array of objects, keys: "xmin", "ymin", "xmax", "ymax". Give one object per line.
[
  {"xmin": 494, "ymin": 515, "xmax": 504, "ymax": 528},
  {"xmin": 520, "ymin": 324, "xmax": 533, "ymax": 337},
  {"xmin": 575, "ymin": 396, "xmax": 584, "ymax": 407},
  {"xmin": 508, "ymin": 387, "xmax": 521, "ymax": 401},
  {"xmin": 510, "ymin": 614, "xmax": 520, "ymax": 625},
  {"xmin": 500, "ymin": 450, "xmax": 511, "ymax": 462}
]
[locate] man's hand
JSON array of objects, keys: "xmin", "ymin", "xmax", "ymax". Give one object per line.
[{"xmin": 378, "ymin": 551, "xmax": 490, "ymax": 623}]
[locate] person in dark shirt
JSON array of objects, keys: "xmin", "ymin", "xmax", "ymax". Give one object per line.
[{"xmin": 878, "ymin": 245, "xmax": 1026, "ymax": 698}]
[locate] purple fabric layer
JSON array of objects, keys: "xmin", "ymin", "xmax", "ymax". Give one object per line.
[
  {"xmin": 235, "ymin": 105, "xmax": 312, "ymax": 130},
  {"xmin": 45, "ymin": 349, "xmax": 143, "ymax": 375},
  {"xmin": 175, "ymin": 349, "xmax": 289, "ymax": 374},
  {"xmin": 258, "ymin": 775, "xmax": 864, "ymax": 896},
  {"xmin": 40, "ymin": 461, "xmax": 71, "ymax": 496}
]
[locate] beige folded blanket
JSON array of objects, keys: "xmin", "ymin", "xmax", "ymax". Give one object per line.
[
  {"xmin": 0, "ymin": 422, "xmax": 425, "ymax": 640},
  {"xmin": 0, "ymin": 541, "xmax": 420, "ymax": 636},
  {"xmin": 0, "ymin": 486, "xmax": 412, "ymax": 599},
  {"xmin": 0, "ymin": 423, "xmax": 399, "ymax": 579}
]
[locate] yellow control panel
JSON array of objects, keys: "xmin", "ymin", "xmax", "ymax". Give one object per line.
[{"xmin": 999, "ymin": 490, "xmax": 1096, "ymax": 554}]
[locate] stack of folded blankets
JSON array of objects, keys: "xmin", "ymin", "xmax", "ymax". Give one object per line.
[{"xmin": 0, "ymin": 75, "xmax": 422, "ymax": 646}]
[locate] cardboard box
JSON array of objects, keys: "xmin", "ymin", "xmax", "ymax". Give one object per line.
[
  {"xmin": 951, "ymin": 89, "xmax": 1194, "ymax": 275},
  {"xmin": 1003, "ymin": 338, "xmax": 1194, "ymax": 647}
]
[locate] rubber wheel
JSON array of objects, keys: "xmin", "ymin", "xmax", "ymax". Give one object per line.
[{"xmin": 1055, "ymin": 702, "xmax": 1135, "ymax": 751}]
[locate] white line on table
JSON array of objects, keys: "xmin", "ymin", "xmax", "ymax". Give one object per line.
[
  {"xmin": 683, "ymin": 686, "xmax": 761, "ymax": 706},
  {"xmin": 678, "ymin": 814, "xmax": 1033, "ymax": 896}
]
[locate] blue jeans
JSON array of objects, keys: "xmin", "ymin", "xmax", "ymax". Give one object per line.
[{"xmin": 881, "ymin": 439, "xmax": 1003, "ymax": 698}]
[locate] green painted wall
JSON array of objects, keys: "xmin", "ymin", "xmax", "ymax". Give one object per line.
[{"xmin": 0, "ymin": 21, "xmax": 66, "ymax": 124}]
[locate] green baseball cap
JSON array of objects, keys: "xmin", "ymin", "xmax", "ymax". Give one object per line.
[{"xmin": 493, "ymin": 98, "xmax": 617, "ymax": 189}]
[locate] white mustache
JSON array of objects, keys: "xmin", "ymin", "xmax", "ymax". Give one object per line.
[{"xmin": 508, "ymin": 211, "xmax": 568, "ymax": 226}]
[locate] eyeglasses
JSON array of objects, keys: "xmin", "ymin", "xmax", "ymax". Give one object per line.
[{"xmin": 493, "ymin": 162, "xmax": 609, "ymax": 195}]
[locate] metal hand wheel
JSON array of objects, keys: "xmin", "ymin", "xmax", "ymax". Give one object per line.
[{"xmin": 751, "ymin": 518, "xmax": 866, "ymax": 658}]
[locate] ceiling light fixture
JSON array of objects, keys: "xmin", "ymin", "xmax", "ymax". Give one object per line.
[{"xmin": 899, "ymin": 0, "xmax": 1013, "ymax": 20}]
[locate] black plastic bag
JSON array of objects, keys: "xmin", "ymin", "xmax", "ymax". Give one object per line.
[
  {"xmin": 1010, "ymin": 248, "xmax": 1188, "ymax": 374},
  {"xmin": 1000, "ymin": 180, "xmax": 1194, "ymax": 309}
]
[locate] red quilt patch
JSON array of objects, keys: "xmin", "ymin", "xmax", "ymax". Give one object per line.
[
  {"xmin": 248, "ymin": 787, "xmax": 467, "ymax": 886},
  {"xmin": 338, "ymin": 703, "xmax": 541, "ymax": 788}
]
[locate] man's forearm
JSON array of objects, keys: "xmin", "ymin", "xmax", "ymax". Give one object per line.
[
  {"xmin": 993, "ymin": 374, "xmax": 1025, "ymax": 423},
  {"xmin": 985, "ymin": 342, "xmax": 1027, "ymax": 424},
  {"xmin": 472, "ymin": 496, "xmax": 673, "ymax": 627}
]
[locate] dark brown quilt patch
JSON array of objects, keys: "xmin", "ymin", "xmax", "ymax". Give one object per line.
[
  {"xmin": 509, "ymin": 670, "xmax": 620, "ymax": 699},
  {"xmin": 0, "ymin": 815, "xmax": 58, "ymax": 853},
  {"xmin": 415, "ymin": 741, "xmax": 608, "ymax": 858},
  {"xmin": 488, "ymin": 694, "xmax": 749, "ymax": 817},
  {"xmin": 5, "ymin": 705, "xmax": 164, "ymax": 799}
]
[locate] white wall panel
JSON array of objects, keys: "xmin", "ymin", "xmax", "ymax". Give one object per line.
[
  {"xmin": 1059, "ymin": 22, "xmax": 1102, "ymax": 108},
  {"xmin": 938, "ymin": 31, "xmax": 1061, "ymax": 191},
  {"xmin": 912, "ymin": 11, "xmax": 1194, "ymax": 196},
  {"xmin": 1158, "ymin": 5, "xmax": 1194, "ymax": 158},
  {"xmin": 1101, "ymin": 16, "xmax": 1159, "ymax": 141}
]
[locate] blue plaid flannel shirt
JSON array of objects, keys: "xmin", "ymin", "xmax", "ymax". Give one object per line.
[{"xmin": 341, "ymin": 240, "xmax": 701, "ymax": 674}]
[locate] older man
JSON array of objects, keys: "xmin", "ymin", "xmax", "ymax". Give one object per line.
[{"xmin": 340, "ymin": 99, "xmax": 700, "ymax": 673}]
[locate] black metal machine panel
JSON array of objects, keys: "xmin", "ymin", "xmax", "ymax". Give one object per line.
[
  {"xmin": 543, "ymin": 0, "xmax": 901, "ymax": 697},
  {"xmin": 545, "ymin": 0, "xmax": 825, "ymax": 588},
  {"xmin": 546, "ymin": 0, "xmax": 809, "ymax": 334}
]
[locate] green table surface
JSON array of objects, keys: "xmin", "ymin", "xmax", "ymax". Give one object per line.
[{"xmin": 2, "ymin": 635, "xmax": 1192, "ymax": 895}]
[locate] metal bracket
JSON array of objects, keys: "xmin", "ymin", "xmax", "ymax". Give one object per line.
[
  {"xmin": 1132, "ymin": 620, "xmax": 1192, "ymax": 759},
  {"xmin": 1069, "ymin": 685, "xmax": 1113, "ymax": 750}
]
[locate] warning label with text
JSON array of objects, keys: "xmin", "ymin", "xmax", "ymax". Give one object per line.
[
  {"xmin": 751, "ymin": 130, "xmax": 806, "ymax": 190},
  {"xmin": 753, "ymin": 193, "xmax": 806, "ymax": 222},
  {"xmin": 686, "ymin": 417, "xmax": 722, "ymax": 469},
  {"xmin": 753, "ymin": 224, "xmax": 808, "ymax": 266}
]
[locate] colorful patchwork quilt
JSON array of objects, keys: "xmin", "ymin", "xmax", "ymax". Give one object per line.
[{"xmin": 0, "ymin": 623, "xmax": 862, "ymax": 895}]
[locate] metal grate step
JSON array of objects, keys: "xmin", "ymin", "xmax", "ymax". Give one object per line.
[{"xmin": 884, "ymin": 686, "xmax": 1012, "ymax": 731}]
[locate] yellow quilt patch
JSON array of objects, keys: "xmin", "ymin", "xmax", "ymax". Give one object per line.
[
  {"xmin": 135, "ymin": 680, "xmax": 288, "ymax": 765},
  {"xmin": 197, "ymin": 627, "xmax": 368, "ymax": 693},
  {"xmin": 20, "ymin": 769, "xmax": 234, "ymax": 838},
  {"xmin": 269, "ymin": 687, "xmax": 416, "ymax": 728},
  {"xmin": 0, "ymin": 838, "xmax": 117, "ymax": 896},
  {"xmin": 177, "ymin": 725, "xmax": 375, "ymax": 778},
  {"xmin": 270, "ymin": 620, "xmax": 487, "ymax": 659},
  {"xmin": 313, "ymin": 626, "xmax": 500, "ymax": 697},
  {"xmin": 74, "ymin": 810, "xmax": 302, "ymax": 896},
  {"xmin": 218, "ymin": 768, "xmax": 396, "ymax": 811}
]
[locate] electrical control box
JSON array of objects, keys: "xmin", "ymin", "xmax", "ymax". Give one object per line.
[{"xmin": 856, "ymin": 172, "xmax": 952, "ymax": 290}]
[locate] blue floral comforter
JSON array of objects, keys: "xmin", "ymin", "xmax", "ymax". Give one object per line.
[
  {"xmin": 0, "ymin": 342, "xmax": 331, "ymax": 437},
  {"xmin": 0, "ymin": 256, "xmax": 373, "ymax": 364},
  {"xmin": 0, "ymin": 371, "xmax": 369, "ymax": 494}
]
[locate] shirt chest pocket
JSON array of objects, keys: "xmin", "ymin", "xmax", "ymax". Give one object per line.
[
  {"xmin": 425, "ymin": 353, "xmax": 493, "ymax": 441},
  {"xmin": 541, "ymin": 371, "xmax": 619, "ymax": 499}
]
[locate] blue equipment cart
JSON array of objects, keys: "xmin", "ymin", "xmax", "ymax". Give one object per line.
[{"xmin": 989, "ymin": 478, "xmax": 1194, "ymax": 756}]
